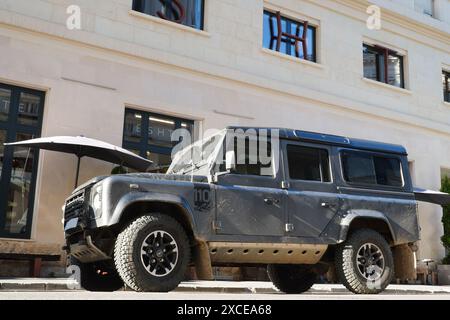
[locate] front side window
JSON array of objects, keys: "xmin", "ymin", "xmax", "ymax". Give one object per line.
[
  {"xmin": 263, "ymin": 10, "xmax": 317, "ymax": 62},
  {"xmin": 443, "ymin": 70, "xmax": 450, "ymax": 103},
  {"xmin": 363, "ymin": 44, "xmax": 405, "ymax": 88},
  {"xmin": 287, "ymin": 145, "xmax": 330, "ymax": 182},
  {"xmin": 133, "ymin": 0, "xmax": 204, "ymax": 30},
  {"xmin": 232, "ymin": 137, "xmax": 272, "ymax": 177},
  {"xmin": 341, "ymin": 151, "xmax": 403, "ymax": 187}
]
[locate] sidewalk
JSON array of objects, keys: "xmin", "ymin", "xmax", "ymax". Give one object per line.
[{"xmin": 1, "ymin": 278, "xmax": 450, "ymax": 294}]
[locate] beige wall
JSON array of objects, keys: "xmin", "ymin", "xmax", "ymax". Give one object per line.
[{"xmin": 0, "ymin": 0, "xmax": 449, "ymax": 261}]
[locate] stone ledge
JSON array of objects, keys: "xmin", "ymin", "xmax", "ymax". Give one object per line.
[{"xmin": 0, "ymin": 240, "xmax": 62, "ymax": 256}]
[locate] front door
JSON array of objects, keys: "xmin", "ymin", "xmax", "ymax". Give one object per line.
[
  {"xmin": 283, "ymin": 141, "xmax": 338, "ymax": 238},
  {"xmin": 0, "ymin": 83, "xmax": 45, "ymax": 239},
  {"xmin": 215, "ymin": 174, "xmax": 285, "ymax": 236},
  {"xmin": 214, "ymin": 133, "xmax": 285, "ymax": 237}
]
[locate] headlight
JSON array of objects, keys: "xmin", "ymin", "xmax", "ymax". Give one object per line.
[
  {"xmin": 93, "ymin": 192, "xmax": 101, "ymax": 211},
  {"xmin": 91, "ymin": 184, "xmax": 103, "ymax": 218}
]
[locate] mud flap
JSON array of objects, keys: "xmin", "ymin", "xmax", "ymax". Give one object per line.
[
  {"xmin": 193, "ymin": 241, "xmax": 214, "ymax": 280},
  {"xmin": 393, "ymin": 244, "xmax": 416, "ymax": 281}
]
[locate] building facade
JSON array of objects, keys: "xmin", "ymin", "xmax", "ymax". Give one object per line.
[{"xmin": 0, "ymin": 0, "xmax": 449, "ymax": 275}]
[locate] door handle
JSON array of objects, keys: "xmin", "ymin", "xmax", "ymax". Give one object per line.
[{"xmin": 264, "ymin": 197, "xmax": 280, "ymax": 205}]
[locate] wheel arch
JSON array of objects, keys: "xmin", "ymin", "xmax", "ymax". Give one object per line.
[
  {"xmin": 339, "ymin": 211, "xmax": 396, "ymax": 245},
  {"xmin": 111, "ymin": 194, "xmax": 196, "ymax": 243}
]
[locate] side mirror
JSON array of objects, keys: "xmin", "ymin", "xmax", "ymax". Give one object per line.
[{"xmin": 225, "ymin": 150, "xmax": 236, "ymax": 172}]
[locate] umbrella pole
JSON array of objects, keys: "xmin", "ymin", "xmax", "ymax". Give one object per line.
[{"xmin": 75, "ymin": 156, "xmax": 81, "ymax": 189}]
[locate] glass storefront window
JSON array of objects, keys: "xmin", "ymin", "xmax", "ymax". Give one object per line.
[
  {"xmin": 123, "ymin": 108, "xmax": 194, "ymax": 171},
  {"xmin": 148, "ymin": 115, "xmax": 176, "ymax": 148},
  {"xmin": 124, "ymin": 111, "xmax": 142, "ymax": 143},
  {"xmin": 0, "ymin": 130, "xmax": 6, "ymax": 179},
  {"xmin": 0, "ymin": 88, "xmax": 11, "ymax": 122},
  {"xmin": 0, "ymin": 84, "xmax": 44, "ymax": 239},
  {"xmin": 4, "ymin": 133, "xmax": 35, "ymax": 235},
  {"xmin": 18, "ymin": 92, "xmax": 41, "ymax": 126}
]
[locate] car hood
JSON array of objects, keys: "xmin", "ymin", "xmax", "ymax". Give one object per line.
[
  {"xmin": 117, "ymin": 172, "xmax": 208, "ymax": 183},
  {"xmin": 73, "ymin": 173, "xmax": 208, "ymax": 193}
]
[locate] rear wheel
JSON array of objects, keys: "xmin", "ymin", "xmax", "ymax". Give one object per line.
[
  {"xmin": 114, "ymin": 214, "xmax": 190, "ymax": 292},
  {"xmin": 267, "ymin": 264, "xmax": 316, "ymax": 294},
  {"xmin": 70, "ymin": 257, "xmax": 123, "ymax": 292},
  {"xmin": 335, "ymin": 229, "xmax": 394, "ymax": 294}
]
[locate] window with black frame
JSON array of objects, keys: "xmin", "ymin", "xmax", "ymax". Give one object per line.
[
  {"xmin": 0, "ymin": 83, "xmax": 44, "ymax": 239},
  {"xmin": 263, "ymin": 10, "xmax": 317, "ymax": 62},
  {"xmin": 363, "ymin": 44, "xmax": 405, "ymax": 88},
  {"xmin": 341, "ymin": 151, "xmax": 403, "ymax": 187},
  {"xmin": 443, "ymin": 70, "xmax": 450, "ymax": 103},
  {"xmin": 123, "ymin": 108, "xmax": 194, "ymax": 173},
  {"xmin": 132, "ymin": 0, "xmax": 204, "ymax": 30},
  {"xmin": 287, "ymin": 145, "xmax": 330, "ymax": 182}
]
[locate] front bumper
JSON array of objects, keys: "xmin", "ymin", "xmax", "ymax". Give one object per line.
[
  {"xmin": 69, "ymin": 235, "xmax": 110, "ymax": 263},
  {"xmin": 64, "ymin": 187, "xmax": 112, "ymax": 263}
]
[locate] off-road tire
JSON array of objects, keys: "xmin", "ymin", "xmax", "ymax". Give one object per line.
[
  {"xmin": 335, "ymin": 228, "xmax": 394, "ymax": 294},
  {"xmin": 114, "ymin": 214, "xmax": 190, "ymax": 292},
  {"xmin": 267, "ymin": 264, "xmax": 316, "ymax": 294},
  {"xmin": 70, "ymin": 257, "xmax": 124, "ymax": 292}
]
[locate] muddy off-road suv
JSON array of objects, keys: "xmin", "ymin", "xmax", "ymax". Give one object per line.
[{"xmin": 64, "ymin": 127, "xmax": 427, "ymax": 294}]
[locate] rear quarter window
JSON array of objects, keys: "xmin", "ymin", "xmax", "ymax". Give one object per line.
[{"xmin": 341, "ymin": 151, "xmax": 403, "ymax": 188}]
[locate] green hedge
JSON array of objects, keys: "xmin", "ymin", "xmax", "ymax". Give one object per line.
[{"xmin": 441, "ymin": 176, "xmax": 450, "ymax": 264}]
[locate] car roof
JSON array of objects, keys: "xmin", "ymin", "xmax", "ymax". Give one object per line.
[{"xmin": 226, "ymin": 126, "xmax": 407, "ymax": 155}]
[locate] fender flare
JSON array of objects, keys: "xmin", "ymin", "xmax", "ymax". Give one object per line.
[
  {"xmin": 108, "ymin": 192, "xmax": 197, "ymax": 233},
  {"xmin": 338, "ymin": 209, "xmax": 396, "ymax": 244}
]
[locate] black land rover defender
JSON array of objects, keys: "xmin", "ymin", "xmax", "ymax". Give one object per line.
[{"xmin": 64, "ymin": 127, "xmax": 422, "ymax": 294}]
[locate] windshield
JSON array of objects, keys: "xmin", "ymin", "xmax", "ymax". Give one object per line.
[{"xmin": 167, "ymin": 130, "xmax": 225, "ymax": 175}]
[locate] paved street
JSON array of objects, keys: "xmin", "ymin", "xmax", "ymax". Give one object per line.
[
  {"xmin": 0, "ymin": 290, "xmax": 450, "ymax": 300},
  {"xmin": 0, "ymin": 281, "xmax": 450, "ymax": 300}
]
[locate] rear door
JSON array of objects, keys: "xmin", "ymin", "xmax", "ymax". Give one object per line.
[
  {"xmin": 336, "ymin": 149, "xmax": 418, "ymax": 242},
  {"xmin": 283, "ymin": 141, "xmax": 339, "ymax": 238}
]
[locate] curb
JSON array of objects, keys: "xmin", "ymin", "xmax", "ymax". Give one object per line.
[
  {"xmin": 1, "ymin": 279, "xmax": 449, "ymax": 294},
  {"xmin": 174, "ymin": 286, "xmax": 278, "ymax": 294},
  {"xmin": 0, "ymin": 279, "xmax": 80, "ymax": 291}
]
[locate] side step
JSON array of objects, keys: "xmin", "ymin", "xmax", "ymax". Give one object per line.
[{"xmin": 208, "ymin": 242, "xmax": 327, "ymax": 264}]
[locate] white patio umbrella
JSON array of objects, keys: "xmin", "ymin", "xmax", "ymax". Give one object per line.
[{"xmin": 4, "ymin": 136, "xmax": 153, "ymax": 188}]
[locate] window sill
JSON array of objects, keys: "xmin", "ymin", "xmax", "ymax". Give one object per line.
[
  {"xmin": 129, "ymin": 10, "xmax": 211, "ymax": 37},
  {"xmin": 443, "ymin": 101, "xmax": 450, "ymax": 108},
  {"xmin": 261, "ymin": 48, "xmax": 325, "ymax": 69},
  {"xmin": 361, "ymin": 77, "xmax": 412, "ymax": 95}
]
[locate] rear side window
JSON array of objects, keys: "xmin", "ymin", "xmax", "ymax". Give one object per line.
[
  {"xmin": 287, "ymin": 145, "xmax": 330, "ymax": 182},
  {"xmin": 341, "ymin": 152, "xmax": 376, "ymax": 184},
  {"xmin": 373, "ymin": 156, "xmax": 403, "ymax": 186},
  {"xmin": 341, "ymin": 151, "xmax": 403, "ymax": 187}
]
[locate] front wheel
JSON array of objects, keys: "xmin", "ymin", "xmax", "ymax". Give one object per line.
[
  {"xmin": 114, "ymin": 214, "xmax": 190, "ymax": 292},
  {"xmin": 267, "ymin": 264, "xmax": 316, "ymax": 294},
  {"xmin": 335, "ymin": 229, "xmax": 394, "ymax": 294}
]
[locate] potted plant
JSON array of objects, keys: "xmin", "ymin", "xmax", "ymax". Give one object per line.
[{"xmin": 438, "ymin": 176, "xmax": 450, "ymax": 285}]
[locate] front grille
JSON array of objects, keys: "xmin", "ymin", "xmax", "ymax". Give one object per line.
[{"xmin": 64, "ymin": 189, "xmax": 87, "ymax": 223}]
